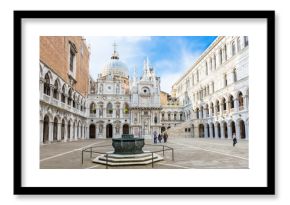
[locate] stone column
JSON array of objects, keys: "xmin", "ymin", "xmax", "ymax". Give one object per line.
[
  {"xmin": 199, "ymin": 109, "xmax": 202, "ymax": 119},
  {"xmin": 214, "ymin": 123, "xmax": 219, "ymax": 138},
  {"xmin": 235, "ymin": 121, "xmax": 241, "ymax": 139},
  {"xmin": 70, "ymin": 125, "xmax": 73, "ymax": 141},
  {"xmin": 57, "ymin": 123, "xmax": 62, "ymax": 141},
  {"xmin": 208, "ymin": 106, "xmax": 212, "ymax": 117},
  {"xmin": 40, "ymin": 120, "xmax": 43, "ymax": 144},
  {"xmin": 194, "ymin": 125, "xmax": 199, "ymax": 138},
  {"xmin": 209, "ymin": 123, "xmax": 213, "ymax": 138},
  {"xmin": 244, "ymin": 95, "xmax": 249, "ymax": 110},
  {"xmin": 220, "ymin": 124, "xmax": 225, "ymax": 139},
  {"xmin": 48, "ymin": 121, "xmax": 54, "ymax": 143},
  {"xmin": 74, "ymin": 125, "xmax": 78, "ymax": 140},
  {"xmin": 234, "ymin": 98, "xmax": 239, "ymax": 112},
  {"xmin": 227, "ymin": 123, "xmax": 232, "ymax": 139},
  {"xmin": 219, "ymin": 103, "xmax": 223, "ymax": 116},
  {"xmin": 204, "ymin": 124, "xmax": 209, "ymax": 138},
  {"xmin": 245, "ymin": 121, "xmax": 249, "ymax": 140},
  {"xmin": 64, "ymin": 123, "xmax": 68, "ymax": 142}
]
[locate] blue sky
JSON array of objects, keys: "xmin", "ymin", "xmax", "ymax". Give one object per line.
[{"xmin": 85, "ymin": 36, "xmax": 217, "ymax": 93}]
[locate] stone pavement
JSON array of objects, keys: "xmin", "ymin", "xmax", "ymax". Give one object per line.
[{"xmin": 40, "ymin": 138, "xmax": 248, "ymax": 169}]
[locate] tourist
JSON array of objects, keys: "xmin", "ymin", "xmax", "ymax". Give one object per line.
[
  {"xmin": 153, "ymin": 131, "xmax": 157, "ymax": 144},
  {"xmin": 158, "ymin": 133, "xmax": 163, "ymax": 143},
  {"xmin": 164, "ymin": 131, "xmax": 168, "ymax": 143},
  {"xmin": 233, "ymin": 133, "xmax": 237, "ymax": 147}
]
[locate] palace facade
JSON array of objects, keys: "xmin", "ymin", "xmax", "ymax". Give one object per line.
[{"xmin": 39, "ymin": 36, "xmax": 249, "ymax": 144}]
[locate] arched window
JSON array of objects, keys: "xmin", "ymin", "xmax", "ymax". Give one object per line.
[
  {"xmin": 224, "ymin": 74, "xmax": 228, "ymax": 87},
  {"xmin": 107, "ymin": 102, "xmax": 113, "ymax": 114},
  {"xmin": 61, "ymin": 85, "xmax": 66, "ymax": 103},
  {"xmin": 216, "ymin": 100, "xmax": 220, "ymax": 112},
  {"xmin": 53, "ymin": 80, "xmax": 59, "ymax": 99},
  {"xmin": 67, "ymin": 88, "xmax": 72, "ymax": 105},
  {"xmin": 230, "ymin": 95, "xmax": 234, "ymax": 109},
  {"xmin": 210, "ymin": 102, "xmax": 214, "ymax": 115},
  {"xmin": 213, "ymin": 55, "xmax": 216, "ymax": 70},
  {"xmin": 154, "ymin": 115, "xmax": 158, "ymax": 123},
  {"xmin": 196, "ymin": 108, "xmax": 199, "ymax": 119},
  {"xmin": 90, "ymin": 103, "xmax": 96, "ymax": 114},
  {"xmin": 72, "ymin": 93, "xmax": 76, "ymax": 108},
  {"xmin": 205, "ymin": 62, "xmax": 208, "ymax": 75},
  {"xmin": 232, "ymin": 41, "xmax": 236, "ymax": 56},
  {"xmin": 168, "ymin": 112, "xmax": 171, "ymax": 121},
  {"xmin": 222, "ymin": 98, "xmax": 226, "ymax": 111},
  {"xmin": 238, "ymin": 92, "xmax": 244, "ymax": 107},
  {"xmin": 219, "ymin": 49, "xmax": 223, "ymax": 65},
  {"xmin": 43, "ymin": 73, "xmax": 50, "ymax": 96},
  {"xmin": 233, "ymin": 68, "xmax": 237, "ymax": 82},
  {"xmin": 224, "ymin": 44, "xmax": 227, "ymax": 60},
  {"xmin": 124, "ymin": 103, "xmax": 129, "ymax": 114},
  {"xmin": 237, "ymin": 37, "xmax": 241, "ymax": 52},
  {"xmin": 244, "ymin": 36, "xmax": 249, "ymax": 47}
]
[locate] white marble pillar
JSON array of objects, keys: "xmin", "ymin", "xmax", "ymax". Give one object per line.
[
  {"xmin": 244, "ymin": 95, "xmax": 249, "ymax": 110},
  {"xmin": 40, "ymin": 120, "xmax": 43, "ymax": 144},
  {"xmin": 57, "ymin": 123, "xmax": 62, "ymax": 141},
  {"xmin": 227, "ymin": 123, "xmax": 232, "ymax": 139},
  {"xmin": 74, "ymin": 125, "xmax": 78, "ymax": 140},
  {"xmin": 220, "ymin": 124, "xmax": 225, "ymax": 139},
  {"xmin": 214, "ymin": 123, "xmax": 219, "ymax": 138},
  {"xmin": 219, "ymin": 103, "xmax": 223, "ymax": 116},
  {"xmin": 245, "ymin": 121, "xmax": 249, "ymax": 140},
  {"xmin": 64, "ymin": 123, "xmax": 68, "ymax": 142},
  {"xmin": 204, "ymin": 124, "xmax": 209, "ymax": 138},
  {"xmin": 209, "ymin": 123, "xmax": 214, "ymax": 138},
  {"xmin": 235, "ymin": 121, "xmax": 241, "ymax": 139},
  {"xmin": 48, "ymin": 122, "xmax": 54, "ymax": 143},
  {"xmin": 70, "ymin": 125, "xmax": 73, "ymax": 141},
  {"xmin": 234, "ymin": 98, "xmax": 239, "ymax": 112}
]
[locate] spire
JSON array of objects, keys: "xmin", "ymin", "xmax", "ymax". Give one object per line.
[
  {"xmin": 111, "ymin": 41, "xmax": 119, "ymax": 59},
  {"xmin": 133, "ymin": 65, "xmax": 138, "ymax": 85}
]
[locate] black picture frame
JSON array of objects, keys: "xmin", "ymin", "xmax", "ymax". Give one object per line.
[{"xmin": 14, "ymin": 10, "xmax": 275, "ymax": 195}]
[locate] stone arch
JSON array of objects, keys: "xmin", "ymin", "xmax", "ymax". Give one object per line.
[
  {"xmin": 89, "ymin": 124, "xmax": 96, "ymax": 139},
  {"xmin": 222, "ymin": 121, "xmax": 228, "ymax": 138},
  {"xmin": 239, "ymin": 119, "xmax": 246, "ymax": 139},
  {"xmin": 230, "ymin": 120, "xmax": 236, "ymax": 137},
  {"xmin": 228, "ymin": 94, "xmax": 235, "ymax": 109},
  {"xmin": 53, "ymin": 116, "xmax": 58, "ymax": 142},
  {"xmin": 61, "ymin": 118, "xmax": 65, "ymax": 140},
  {"xmin": 215, "ymin": 121, "xmax": 221, "ymax": 138},
  {"xmin": 123, "ymin": 124, "xmax": 130, "ymax": 135},
  {"xmin": 43, "ymin": 114, "xmax": 50, "ymax": 143},
  {"xmin": 106, "ymin": 123, "xmax": 113, "ymax": 138},
  {"xmin": 198, "ymin": 124, "xmax": 204, "ymax": 138},
  {"xmin": 44, "ymin": 72, "xmax": 51, "ymax": 96},
  {"xmin": 67, "ymin": 119, "xmax": 72, "ymax": 140}
]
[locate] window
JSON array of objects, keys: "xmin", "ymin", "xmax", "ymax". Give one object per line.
[
  {"xmin": 69, "ymin": 41, "xmax": 77, "ymax": 73},
  {"xmin": 213, "ymin": 55, "xmax": 216, "ymax": 70},
  {"xmin": 124, "ymin": 103, "xmax": 129, "ymax": 114},
  {"xmin": 90, "ymin": 103, "xmax": 96, "ymax": 114},
  {"xmin": 69, "ymin": 49, "xmax": 75, "ymax": 72},
  {"xmin": 53, "ymin": 80, "xmax": 59, "ymax": 99},
  {"xmin": 233, "ymin": 68, "xmax": 237, "ymax": 82},
  {"xmin": 107, "ymin": 102, "xmax": 113, "ymax": 114},
  {"xmin": 43, "ymin": 73, "xmax": 50, "ymax": 96},
  {"xmin": 237, "ymin": 38, "xmax": 241, "ymax": 52},
  {"xmin": 61, "ymin": 85, "xmax": 66, "ymax": 103},
  {"xmin": 230, "ymin": 95, "xmax": 235, "ymax": 109},
  {"xmin": 224, "ymin": 74, "xmax": 228, "ymax": 87},
  {"xmin": 232, "ymin": 41, "xmax": 236, "ymax": 56},
  {"xmin": 222, "ymin": 98, "xmax": 226, "ymax": 110},
  {"xmin": 67, "ymin": 88, "xmax": 72, "ymax": 105},
  {"xmin": 219, "ymin": 49, "xmax": 223, "ymax": 65},
  {"xmin": 154, "ymin": 116, "xmax": 157, "ymax": 123},
  {"xmin": 224, "ymin": 44, "xmax": 227, "ymax": 60},
  {"xmin": 244, "ymin": 36, "xmax": 249, "ymax": 47},
  {"xmin": 205, "ymin": 62, "xmax": 208, "ymax": 75}
]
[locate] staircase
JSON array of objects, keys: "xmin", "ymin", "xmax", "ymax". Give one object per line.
[{"xmin": 166, "ymin": 120, "xmax": 194, "ymax": 138}]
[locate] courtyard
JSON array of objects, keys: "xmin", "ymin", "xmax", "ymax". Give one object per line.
[{"xmin": 40, "ymin": 137, "xmax": 248, "ymax": 169}]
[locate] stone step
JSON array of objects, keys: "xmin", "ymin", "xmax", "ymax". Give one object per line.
[{"xmin": 92, "ymin": 153, "xmax": 163, "ymax": 166}]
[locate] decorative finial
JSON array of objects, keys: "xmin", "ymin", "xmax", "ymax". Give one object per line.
[{"xmin": 113, "ymin": 41, "xmax": 118, "ymax": 53}]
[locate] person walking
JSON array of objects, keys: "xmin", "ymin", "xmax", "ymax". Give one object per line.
[
  {"xmin": 153, "ymin": 131, "xmax": 157, "ymax": 144},
  {"xmin": 233, "ymin": 133, "xmax": 237, "ymax": 147},
  {"xmin": 164, "ymin": 131, "xmax": 168, "ymax": 143},
  {"xmin": 158, "ymin": 133, "xmax": 163, "ymax": 143}
]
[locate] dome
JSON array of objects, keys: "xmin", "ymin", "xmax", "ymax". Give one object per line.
[{"xmin": 101, "ymin": 50, "xmax": 129, "ymax": 78}]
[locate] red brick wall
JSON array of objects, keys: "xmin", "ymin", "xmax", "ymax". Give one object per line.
[{"xmin": 40, "ymin": 36, "xmax": 90, "ymax": 96}]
